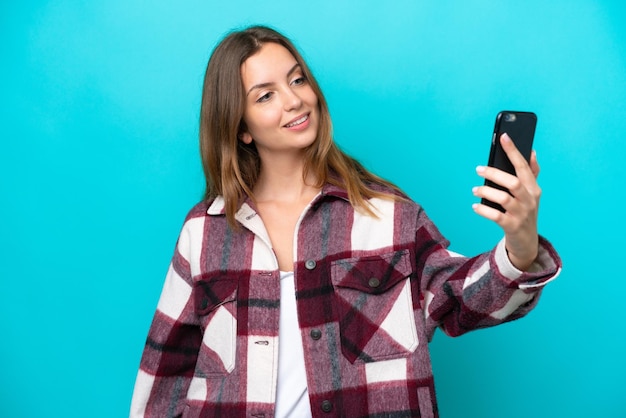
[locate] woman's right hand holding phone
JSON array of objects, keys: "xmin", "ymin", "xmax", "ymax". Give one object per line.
[{"xmin": 472, "ymin": 133, "xmax": 542, "ymax": 272}]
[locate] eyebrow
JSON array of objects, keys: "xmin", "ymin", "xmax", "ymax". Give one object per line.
[{"xmin": 246, "ymin": 63, "xmax": 301, "ymax": 96}]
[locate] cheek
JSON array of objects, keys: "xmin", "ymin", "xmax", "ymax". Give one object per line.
[
  {"xmin": 308, "ymin": 92, "xmax": 320, "ymax": 122},
  {"xmin": 248, "ymin": 107, "xmax": 282, "ymax": 132},
  {"xmin": 305, "ymin": 88, "xmax": 319, "ymax": 107}
]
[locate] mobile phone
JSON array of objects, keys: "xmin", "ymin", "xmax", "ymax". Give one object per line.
[{"xmin": 481, "ymin": 111, "xmax": 537, "ymax": 212}]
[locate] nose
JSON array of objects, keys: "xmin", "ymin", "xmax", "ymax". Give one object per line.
[{"xmin": 283, "ymin": 86, "xmax": 303, "ymax": 111}]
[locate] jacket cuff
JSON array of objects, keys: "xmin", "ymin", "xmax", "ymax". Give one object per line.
[{"xmin": 494, "ymin": 236, "xmax": 562, "ymax": 289}]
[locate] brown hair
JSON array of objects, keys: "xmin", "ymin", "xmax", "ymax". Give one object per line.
[{"xmin": 199, "ymin": 25, "xmax": 402, "ymax": 226}]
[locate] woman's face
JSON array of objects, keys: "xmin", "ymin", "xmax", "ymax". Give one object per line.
[{"xmin": 240, "ymin": 42, "xmax": 319, "ymax": 159}]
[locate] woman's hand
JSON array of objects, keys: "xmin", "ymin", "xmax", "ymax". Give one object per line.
[{"xmin": 472, "ymin": 133, "xmax": 541, "ymax": 271}]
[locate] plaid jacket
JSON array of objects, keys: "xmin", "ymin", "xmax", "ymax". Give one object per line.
[{"xmin": 130, "ymin": 184, "xmax": 561, "ymax": 418}]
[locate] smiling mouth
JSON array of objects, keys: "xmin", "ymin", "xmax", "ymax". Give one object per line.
[{"xmin": 284, "ymin": 114, "xmax": 309, "ymax": 128}]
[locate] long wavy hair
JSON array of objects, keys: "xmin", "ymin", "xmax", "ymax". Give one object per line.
[{"xmin": 199, "ymin": 25, "xmax": 402, "ymax": 226}]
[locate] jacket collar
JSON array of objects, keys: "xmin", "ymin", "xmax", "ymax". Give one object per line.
[
  {"xmin": 206, "ymin": 183, "xmax": 350, "ymax": 217},
  {"xmin": 319, "ymin": 182, "xmax": 350, "ymax": 202},
  {"xmin": 206, "ymin": 196, "xmax": 226, "ymax": 216}
]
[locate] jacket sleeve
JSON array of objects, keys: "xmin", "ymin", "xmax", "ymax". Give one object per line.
[
  {"xmin": 414, "ymin": 209, "xmax": 562, "ymax": 340},
  {"xmin": 130, "ymin": 222, "xmax": 201, "ymax": 418}
]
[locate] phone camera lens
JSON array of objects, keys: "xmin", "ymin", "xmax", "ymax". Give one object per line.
[{"xmin": 504, "ymin": 113, "xmax": 516, "ymax": 122}]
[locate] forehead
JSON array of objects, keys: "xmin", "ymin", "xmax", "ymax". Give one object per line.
[{"xmin": 240, "ymin": 42, "xmax": 299, "ymax": 88}]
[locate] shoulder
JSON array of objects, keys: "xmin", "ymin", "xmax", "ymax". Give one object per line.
[
  {"xmin": 183, "ymin": 199, "xmax": 213, "ymax": 222},
  {"xmin": 179, "ymin": 198, "xmax": 229, "ymax": 231},
  {"xmin": 368, "ymin": 181, "xmax": 407, "ymax": 198},
  {"xmin": 176, "ymin": 198, "xmax": 227, "ymax": 245},
  {"xmin": 365, "ymin": 182, "xmax": 422, "ymax": 212}
]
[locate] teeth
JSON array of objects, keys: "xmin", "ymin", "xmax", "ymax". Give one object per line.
[{"xmin": 285, "ymin": 115, "xmax": 307, "ymax": 127}]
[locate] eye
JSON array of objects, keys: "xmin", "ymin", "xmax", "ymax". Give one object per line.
[
  {"xmin": 256, "ymin": 92, "xmax": 272, "ymax": 103},
  {"xmin": 291, "ymin": 75, "xmax": 307, "ymax": 86}
]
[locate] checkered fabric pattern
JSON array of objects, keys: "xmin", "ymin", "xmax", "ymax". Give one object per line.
[{"xmin": 130, "ymin": 183, "xmax": 561, "ymax": 418}]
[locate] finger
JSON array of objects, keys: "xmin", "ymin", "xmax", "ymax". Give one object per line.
[
  {"xmin": 475, "ymin": 165, "xmax": 537, "ymax": 215},
  {"xmin": 472, "ymin": 201, "xmax": 507, "ymax": 225},
  {"xmin": 500, "ymin": 134, "xmax": 542, "ymax": 200},
  {"xmin": 530, "ymin": 150, "xmax": 540, "ymax": 179},
  {"xmin": 500, "ymin": 133, "xmax": 535, "ymax": 182},
  {"xmin": 475, "ymin": 165, "xmax": 520, "ymax": 196},
  {"xmin": 473, "ymin": 185, "xmax": 515, "ymax": 210}
]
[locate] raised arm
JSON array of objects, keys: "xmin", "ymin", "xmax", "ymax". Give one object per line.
[{"xmin": 472, "ymin": 132, "xmax": 543, "ymax": 271}]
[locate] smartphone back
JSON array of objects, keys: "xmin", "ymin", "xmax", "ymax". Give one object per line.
[
  {"xmin": 482, "ymin": 111, "xmax": 537, "ymax": 211},
  {"xmin": 488, "ymin": 111, "xmax": 536, "ymax": 175}
]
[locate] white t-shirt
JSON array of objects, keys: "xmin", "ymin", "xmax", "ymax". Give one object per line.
[{"xmin": 275, "ymin": 271, "xmax": 312, "ymax": 418}]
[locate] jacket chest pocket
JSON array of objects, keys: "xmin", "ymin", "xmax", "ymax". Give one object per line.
[
  {"xmin": 193, "ymin": 274, "xmax": 238, "ymax": 376},
  {"xmin": 331, "ymin": 249, "xmax": 418, "ymax": 364}
]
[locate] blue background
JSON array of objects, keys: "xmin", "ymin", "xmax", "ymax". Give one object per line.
[{"xmin": 2, "ymin": 1, "xmax": 625, "ymax": 417}]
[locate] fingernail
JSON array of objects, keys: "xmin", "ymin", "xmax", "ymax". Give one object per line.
[
  {"xmin": 502, "ymin": 133, "xmax": 511, "ymax": 142},
  {"xmin": 476, "ymin": 165, "xmax": 486, "ymax": 173},
  {"xmin": 472, "ymin": 203, "xmax": 479, "ymax": 211},
  {"xmin": 472, "ymin": 186, "xmax": 479, "ymax": 195}
]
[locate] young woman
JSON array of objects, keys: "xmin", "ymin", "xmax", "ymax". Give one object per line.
[{"xmin": 130, "ymin": 26, "xmax": 561, "ymax": 418}]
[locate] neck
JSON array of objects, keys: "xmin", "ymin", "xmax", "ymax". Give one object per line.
[{"xmin": 253, "ymin": 153, "xmax": 320, "ymax": 203}]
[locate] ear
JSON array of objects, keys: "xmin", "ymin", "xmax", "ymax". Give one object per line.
[{"xmin": 239, "ymin": 131, "xmax": 253, "ymax": 145}]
